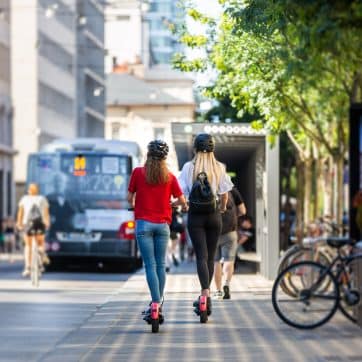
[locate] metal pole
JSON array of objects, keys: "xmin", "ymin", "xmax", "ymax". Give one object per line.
[{"xmin": 349, "ymin": 103, "xmax": 362, "ymax": 327}]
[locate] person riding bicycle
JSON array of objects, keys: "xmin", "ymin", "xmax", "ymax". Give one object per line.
[{"xmin": 16, "ymin": 183, "xmax": 50, "ymax": 277}]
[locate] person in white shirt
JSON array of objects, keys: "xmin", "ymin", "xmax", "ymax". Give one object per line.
[
  {"xmin": 178, "ymin": 133, "xmax": 233, "ymax": 321},
  {"xmin": 16, "ymin": 183, "xmax": 50, "ymax": 276}
]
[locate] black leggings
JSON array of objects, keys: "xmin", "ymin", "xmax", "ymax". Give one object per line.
[{"xmin": 187, "ymin": 211, "xmax": 222, "ymax": 290}]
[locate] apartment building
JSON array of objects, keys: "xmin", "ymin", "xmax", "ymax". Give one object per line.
[
  {"xmin": 76, "ymin": 0, "xmax": 105, "ymax": 137},
  {"xmin": 0, "ymin": 0, "xmax": 16, "ymax": 219},
  {"xmin": 105, "ymin": 0, "xmax": 184, "ymax": 68},
  {"xmin": 148, "ymin": 0, "xmax": 184, "ymax": 65},
  {"xmin": 105, "ymin": 0, "xmax": 147, "ymax": 70},
  {"xmin": 11, "ymin": 0, "xmax": 77, "ymax": 192},
  {"xmin": 11, "ymin": 0, "xmax": 106, "ymax": 194}
]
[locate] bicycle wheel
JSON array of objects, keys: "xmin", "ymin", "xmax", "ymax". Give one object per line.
[
  {"xmin": 272, "ymin": 261, "xmax": 339, "ymax": 329},
  {"xmin": 278, "ymin": 247, "xmax": 332, "ymax": 297},
  {"xmin": 277, "ymin": 246, "xmax": 298, "ymax": 272},
  {"xmin": 338, "ymin": 256, "xmax": 362, "ymax": 323}
]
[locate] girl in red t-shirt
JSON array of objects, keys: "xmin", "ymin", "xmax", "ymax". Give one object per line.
[{"xmin": 127, "ymin": 140, "xmax": 187, "ymax": 328}]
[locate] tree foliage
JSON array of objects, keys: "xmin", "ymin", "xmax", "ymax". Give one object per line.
[{"xmin": 173, "ymin": 0, "xmax": 362, "ymax": 226}]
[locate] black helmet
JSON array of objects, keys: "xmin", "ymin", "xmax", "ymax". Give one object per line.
[
  {"xmin": 194, "ymin": 133, "xmax": 215, "ymax": 153},
  {"xmin": 147, "ymin": 140, "xmax": 169, "ymax": 160}
]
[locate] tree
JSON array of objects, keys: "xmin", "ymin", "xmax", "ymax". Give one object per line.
[{"xmin": 173, "ymin": 0, "xmax": 362, "ymax": 231}]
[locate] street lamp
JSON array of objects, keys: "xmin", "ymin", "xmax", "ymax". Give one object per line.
[
  {"xmin": 141, "ymin": 1, "xmax": 150, "ymax": 13},
  {"xmin": 45, "ymin": 4, "xmax": 59, "ymax": 18},
  {"xmin": 93, "ymin": 87, "xmax": 104, "ymax": 97},
  {"xmin": 78, "ymin": 15, "xmax": 87, "ymax": 26}
]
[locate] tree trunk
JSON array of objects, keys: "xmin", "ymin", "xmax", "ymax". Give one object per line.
[
  {"xmin": 313, "ymin": 158, "xmax": 323, "ymax": 220},
  {"xmin": 296, "ymin": 158, "xmax": 305, "ymax": 241},
  {"xmin": 335, "ymin": 155, "xmax": 345, "ymax": 229},
  {"xmin": 303, "ymin": 158, "xmax": 313, "ymax": 227},
  {"xmin": 322, "ymin": 156, "xmax": 333, "ymax": 217}
]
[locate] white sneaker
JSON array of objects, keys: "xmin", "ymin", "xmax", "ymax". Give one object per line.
[
  {"xmin": 42, "ymin": 253, "xmax": 50, "ymax": 265},
  {"xmin": 22, "ymin": 269, "xmax": 30, "ymax": 277},
  {"xmin": 213, "ymin": 290, "xmax": 223, "ymax": 300}
]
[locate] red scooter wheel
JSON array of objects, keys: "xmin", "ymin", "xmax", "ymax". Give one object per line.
[{"xmin": 151, "ymin": 302, "xmax": 160, "ymax": 333}]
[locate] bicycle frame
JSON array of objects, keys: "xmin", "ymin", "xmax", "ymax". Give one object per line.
[{"xmin": 307, "ymin": 248, "xmax": 362, "ymax": 296}]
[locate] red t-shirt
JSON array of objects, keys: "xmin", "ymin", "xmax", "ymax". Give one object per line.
[{"xmin": 128, "ymin": 167, "xmax": 183, "ymax": 224}]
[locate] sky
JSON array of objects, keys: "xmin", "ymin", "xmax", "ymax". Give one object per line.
[{"xmin": 185, "ymin": 1, "xmax": 222, "ymax": 90}]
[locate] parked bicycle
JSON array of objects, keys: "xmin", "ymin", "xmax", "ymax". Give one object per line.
[{"xmin": 272, "ymin": 237, "xmax": 362, "ymax": 329}]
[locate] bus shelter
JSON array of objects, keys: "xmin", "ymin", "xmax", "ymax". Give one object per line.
[{"xmin": 172, "ymin": 123, "xmax": 279, "ymax": 280}]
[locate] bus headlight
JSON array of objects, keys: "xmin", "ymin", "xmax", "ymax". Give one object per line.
[{"xmin": 51, "ymin": 242, "xmax": 60, "ymax": 251}]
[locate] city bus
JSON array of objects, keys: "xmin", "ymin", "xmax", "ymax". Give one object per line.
[{"xmin": 26, "ymin": 138, "xmax": 143, "ymax": 270}]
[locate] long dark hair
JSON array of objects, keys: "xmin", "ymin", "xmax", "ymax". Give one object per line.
[{"xmin": 145, "ymin": 156, "xmax": 169, "ymax": 184}]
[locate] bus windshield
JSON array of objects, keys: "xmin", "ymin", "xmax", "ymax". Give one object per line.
[
  {"xmin": 28, "ymin": 153, "xmax": 131, "ymax": 200},
  {"xmin": 27, "ymin": 153, "xmax": 133, "ymax": 236}
]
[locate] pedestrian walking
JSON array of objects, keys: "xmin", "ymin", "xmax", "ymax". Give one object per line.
[
  {"xmin": 237, "ymin": 215, "xmax": 255, "ymax": 256},
  {"xmin": 16, "ymin": 183, "xmax": 50, "ymax": 276},
  {"xmin": 127, "ymin": 140, "xmax": 187, "ymax": 331},
  {"xmin": 214, "ymin": 186, "xmax": 246, "ymax": 300},
  {"xmin": 178, "ymin": 133, "xmax": 233, "ymax": 322}
]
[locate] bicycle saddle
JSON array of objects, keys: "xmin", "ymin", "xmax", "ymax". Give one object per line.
[{"xmin": 326, "ymin": 237, "xmax": 353, "ymax": 248}]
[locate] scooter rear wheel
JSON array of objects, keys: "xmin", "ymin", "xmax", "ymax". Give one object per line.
[
  {"xmin": 200, "ymin": 311, "xmax": 208, "ymax": 323},
  {"xmin": 151, "ymin": 318, "xmax": 159, "ymax": 333}
]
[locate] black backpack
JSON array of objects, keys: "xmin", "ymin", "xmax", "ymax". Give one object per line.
[
  {"xmin": 28, "ymin": 203, "xmax": 43, "ymax": 226},
  {"xmin": 188, "ymin": 172, "xmax": 217, "ymax": 214}
]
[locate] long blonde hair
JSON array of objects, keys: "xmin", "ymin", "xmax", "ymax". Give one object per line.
[
  {"xmin": 192, "ymin": 152, "xmax": 224, "ymax": 187},
  {"xmin": 145, "ymin": 157, "xmax": 169, "ymax": 184}
]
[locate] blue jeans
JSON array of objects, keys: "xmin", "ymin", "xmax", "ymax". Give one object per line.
[{"xmin": 136, "ymin": 219, "xmax": 170, "ymax": 303}]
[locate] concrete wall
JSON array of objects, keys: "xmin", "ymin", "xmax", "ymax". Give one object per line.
[
  {"xmin": 0, "ymin": 0, "xmax": 15, "ymax": 218},
  {"xmin": 77, "ymin": 0, "xmax": 105, "ymax": 138},
  {"xmin": 11, "ymin": 0, "xmax": 38, "ymax": 184},
  {"xmin": 105, "ymin": 0, "xmax": 143, "ymax": 70},
  {"xmin": 11, "ymin": 1, "xmax": 77, "ymax": 184},
  {"xmin": 106, "ymin": 104, "xmax": 194, "ymax": 172}
]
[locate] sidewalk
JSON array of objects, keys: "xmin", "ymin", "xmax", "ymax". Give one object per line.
[{"xmin": 42, "ymin": 262, "xmax": 362, "ymax": 362}]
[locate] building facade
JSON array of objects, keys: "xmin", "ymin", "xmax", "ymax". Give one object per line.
[
  {"xmin": 106, "ymin": 69, "xmax": 195, "ymax": 172},
  {"xmin": 0, "ymin": 0, "xmax": 16, "ymax": 219},
  {"xmin": 76, "ymin": 0, "xmax": 105, "ymax": 137},
  {"xmin": 105, "ymin": 0, "xmax": 148, "ymax": 70},
  {"xmin": 11, "ymin": 0, "xmax": 77, "ymax": 192},
  {"xmin": 11, "ymin": 0, "xmax": 105, "ymax": 195},
  {"xmin": 147, "ymin": 0, "xmax": 184, "ymax": 65},
  {"xmin": 105, "ymin": 0, "xmax": 184, "ymax": 69}
]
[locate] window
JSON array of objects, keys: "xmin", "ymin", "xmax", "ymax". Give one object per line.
[
  {"xmin": 0, "ymin": 44, "xmax": 10, "ymax": 83},
  {"xmin": 38, "ymin": 32, "xmax": 74, "ymax": 74},
  {"xmin": 154, "ymin": 127, "xmax": 164, "ymax": 140},
  {"xmin": 111, "ymin": 122, "xmax": 120, "ymax": 140},
  {"xmin": 153, "ymin": 52, "xmax": 171, "ymax": 64},
  {"xmin": 150, "ymin": 2, "xmax": 172, "ymax": 13},
  {"xmin": 0, "ymin": 170, "xmax": 3, "ymax": 222},
  {"xmin": 38, "ymin": 82, "xmax": 74, "ymax": 119},
  {"xmin": 149, "ymin": 19, "xmax": 166, "ymax": 31},
  {"xmin": 39, "ymin": 0, "xmax": 75, "ymax": 31},
  {"xmin": 7, "ymin": 171, "xmax": 12, "ymax": 215},
  {"xmin": 151, "ymin": 37, "xmax": 172, "ymax": 48}
]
